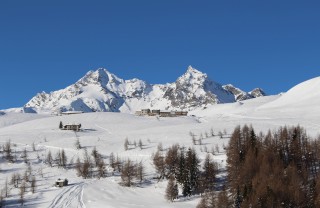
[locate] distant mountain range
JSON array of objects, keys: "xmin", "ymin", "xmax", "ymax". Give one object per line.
[{"xmin": 23, "ymin": 66, "xmax": 265, "ymax": 113}]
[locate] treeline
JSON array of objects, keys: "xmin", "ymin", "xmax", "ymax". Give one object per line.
[
  {"xmin": 0, "ymin": 141, "xmax": 41, "ymax": 207},
  {"xmin": 226, "ymin": 125, "xmax": 320, "ymax": 207},
  {"xmin": 153, "ymin": 144, "xmax": 217, "ymax": 200},
  {"xmin": 74, "ymin": 148, "xmax": 145, "ymax": 187}
]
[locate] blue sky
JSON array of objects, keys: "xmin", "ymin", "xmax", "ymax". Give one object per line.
[{"xmin": 0, "ymin": 1, "xmax": 319, "ymax": 109}]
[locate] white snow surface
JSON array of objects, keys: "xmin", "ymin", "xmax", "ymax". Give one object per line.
[
  {"xmin": 0, "ymin": 76, "xmax": 319, "ymax": 207},
  {"xmin": 23, "ymin": 66, "xmax": 264, "ymax": 113},
  {"xmin": 259, "ymin": 76, "xmax": 320, "ymax": 109}
]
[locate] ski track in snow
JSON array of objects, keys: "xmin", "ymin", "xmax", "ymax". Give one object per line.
[
  {"xmin": 95, "ymin": 124, "xmax": 112, "ymax": 135},
  {"xmin": 48, "ymin": 182, "xmax": 86, "ymax": 208}
]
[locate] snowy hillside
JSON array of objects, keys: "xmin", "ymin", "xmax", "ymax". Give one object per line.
[
  {"xmin": 24, "ymin": 66, "xmax": 265, "ymax": 113},
  {"xmin": 259, "ymin": 76, "xmax": 320, "ymax": 109},
  {"xmin": 0, "ymin": 76, "xmax": 319, "ymax": 207}
]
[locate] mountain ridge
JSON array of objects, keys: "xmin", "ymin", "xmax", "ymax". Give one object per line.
[{"xmin": 24, "ymin": 66, "xmax": 266, "ymax": 113}]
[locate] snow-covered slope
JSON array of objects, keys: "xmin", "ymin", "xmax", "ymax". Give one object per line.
[
  {"xmin": 24, "ymin": 66, "xmax": 264, "ymax": 113},
  {"xmin": 1, "ymin": 76, "xmax": 320, "ymax": 207},
  {"xmin": 259, "ymin": 76, "xmax": 320, "ymax": 111}
]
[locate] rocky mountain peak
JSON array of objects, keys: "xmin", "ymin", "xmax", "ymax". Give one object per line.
[
  {"xmin": 77, "ymin": 68, "xmax": 123, "ymax": 87},
  {"xmin": 178, "ymin": 66, "xmax": 207, "ymax": 84},
  {"xmin": 249, "ymin": 88, "xmax": 266, "ymax": 98},
  {"xmin": 24, "ymin": 66, "xmax": 265, "ymax": 113}
]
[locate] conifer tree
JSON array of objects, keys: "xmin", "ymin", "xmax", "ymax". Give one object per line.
[
  {"xmin": 165, "ymin": 175, "xmax": 179, "ymax": 202},
  {"xmin": 176, "ymin": 149, "xmax": 186, "ymax": 185},
  {"xmin": 201, "ymin": 154, "xmax": 216, "ymax": 192},
  {"xmin": 59, "ymin": 121, "xmax": 63, "ymax": 129},
  {"xmin": 185, "ymin": 148, "xmax": 200, "ymax": 195}
]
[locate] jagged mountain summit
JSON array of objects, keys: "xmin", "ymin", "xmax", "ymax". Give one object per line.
[{"xmin": 24, "ymin": 66, "xmax": 265, "ymax": 113}]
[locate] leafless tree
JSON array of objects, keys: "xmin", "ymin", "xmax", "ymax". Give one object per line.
[
  {"xmin": 124, "ymin": 138, "xmax": 129, "ymax": 151},
  {"xmin": 61, "ymin": 149, "xmax": 67, "ymax": 168},
  {"xmin": 97, "ymin": 160, "xmax": 107, "ymax": 179},
  {"xmin": 138, "ymin": 139, "xmax": 143, "ymax": 150},
  {"xmin": 4, "ymin": 140, "xmax": 13, "ymax": 162},
  {"xmin": 200, "ymin": 133, "xmax": 204, "ymax": 141},
  {"xmin": 197, "ymin": 191, "xmax": 216, "ymax": 208},
  {"xmin": 203, "ymin": 145, "xmax": 208, "ymax": 153},
  {"xmin": 210, "ymin": 128, "xmax": 215, "ymax": 137},
  {"xmin": 19, "ymin": 181, "xmax": 26, "ymax": 205},
  {"xmin": 91, "ymin": 146, "xmax": 101, "ymax": 167},
  {"xmin": 22, "ymin": 148, "xmax": 28, "ymax": 163},
  {"xmin": 4, "ymin": 178, "xmax": 9, "ymax": 198},
  {"xmin": 24, "ymin": 170, "xmax": 30, "ymax": 183},
  {"xmin": 165, "ymin": 175, "xmax": 178, "ymax": 202},
  {"xmin": 152, "ymin": 150, "xmax": 165, "ymax": 179},
  {"xmin": 215, "ymin": 144, "xmax": 220, "ymax": 154},
  {"xmin": 75, "ymin": 157, "xmax": 82, "ymax": 177},
  {"xmin": 81, "ymin": 149, "xmax": 93, "ymax": 178},
  {"xmin": 31, "ymin": 176, "xmax": 36, "ymax": 193},
  {"xmin": 10, "ymin": 173, "xmax": 21, "ymax": 188},
  {"xmin": 121, "ymin": 159, "xmax": 136, "ymax": 187},
  {"xmin": 0, "ymin": 189, "xmax": 4, "ymax": 207},
  {"xmin": 109, "ymin": 152, "xmax": 115, "ymax": 169},
  {"xmin": 157, "ymin": 142, "xmax": 163, "ymax": 152},
  {"xmin": 46, "ymin": 150, "xmax": 53, "ymax": 167},
  {"xmin": 136, "ymin": 161, "xmax": 144, "ymax": 182},
  {"xmin": 116, "ymin": 155, "xmax": 122, "ymax": 172},
  {"xmin": 75, "ymin": 138, "xmax": 82, "ymax": 150}
]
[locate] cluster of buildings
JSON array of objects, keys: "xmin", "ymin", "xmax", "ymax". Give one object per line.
[{"xmin": 135, "ymin": 109, "xmax": 188, "ymax": 117}]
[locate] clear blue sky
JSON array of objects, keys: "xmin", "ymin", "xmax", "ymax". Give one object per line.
[{"xmin": 1, "ymin": 0, "xmax": 319, "ymax": 109}]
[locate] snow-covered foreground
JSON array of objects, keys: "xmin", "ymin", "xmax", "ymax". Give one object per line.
[{"xmin": 0, "ymin": 77, "xmax": 320, "ymax": 207}]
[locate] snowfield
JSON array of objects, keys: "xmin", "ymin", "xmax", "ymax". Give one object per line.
[{"xmin": 0, "ymin": 76, "xmax": 320, "ymax": 207}]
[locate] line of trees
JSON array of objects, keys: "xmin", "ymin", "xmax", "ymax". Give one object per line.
[
  {"xmin": 153, "ymin": 144, "xmax": 218, "ymax": 201},
  {"xmin": 75, "ymin": 148, "xmax": 106, "ymax": 179},
  {"xmin": 45, "ymin": 149, "xmax": 68, "ymax": 168},
  {"xmin": 226, "ymin": 125, "xmax": 320, "ymax": 207},
  {"xmin": 120, "ymin": 159, "xmax": 144, "ymax": 187},
  {"xmin": 0, "ymin": 168, "xmax": 38, "ymax": 206},
  {"xmin": 124, "ymin": 138, "xmax": 144, "ymax": 151}
]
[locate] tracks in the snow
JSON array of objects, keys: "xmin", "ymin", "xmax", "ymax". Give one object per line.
[{"xmin": 48, "ymin": 182, "xmax": 86, "ymax": 208}]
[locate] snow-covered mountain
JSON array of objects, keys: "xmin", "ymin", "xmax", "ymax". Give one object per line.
[
  {"xmin": 222, "ymin": 85, "xmax": 265, "ymax": 101},
  {"xmin": 24, "ymin": 66, "xmax": 265, "ymax": 113}
]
